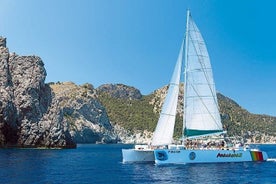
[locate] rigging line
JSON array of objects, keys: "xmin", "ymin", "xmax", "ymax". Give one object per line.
[
  {"xmin": 188, "ymin": 18, "xmax": 221, "ymax": 116},
  {"xmin": 188, "ymin": 54, "xmax": 209, "ymax": 58},
  {"xmin": 186, "ymin": 95, "xmax": 214, "ymax": 98},
  {"xmin": 187, "ymin": 68, "xmax": 212, "ymax": 72}
]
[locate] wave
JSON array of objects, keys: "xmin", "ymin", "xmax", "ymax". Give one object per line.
[{"xmin": 267, "ymin": 158, "xmax": 276, "ymax": 162}]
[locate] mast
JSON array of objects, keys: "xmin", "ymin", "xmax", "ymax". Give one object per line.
[{"xmin": 183, "ymin": 9, "xmax": 190, "ymax": 139}]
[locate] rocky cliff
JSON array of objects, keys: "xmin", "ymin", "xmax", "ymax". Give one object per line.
[
  {"xmin": 0, "ymin": 37, "xmax": 120, "ymax": 147},
  {"xmin": 0, "ymin": 36, "xmax": 76, "ymax": 148},
  {"xmin": 49, "ymin": 82, "xmax": 118, "ymax": 144}
]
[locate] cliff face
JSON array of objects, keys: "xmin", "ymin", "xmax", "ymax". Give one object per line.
[
  {"xmin": 0, "ymin": 37, "xmax": 75, "ymax": 148},
  {"xmin": 50, "ymin": 82, "xmax": 118, "ymax": 144},
  {"xmin": 0, "ymin": 37, "xmax": 119, "ymax": 147},
  {"xmin": 0, "ymin": 37, "xmax": 17, "ymax": 145}
]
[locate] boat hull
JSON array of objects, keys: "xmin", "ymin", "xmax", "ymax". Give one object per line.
[
  {"xmin": 154, "ymin": 148, "xmax": 268, "ymax": 165},
  {"xmin": 122, "ymin": 149, "xmax": 154, "ymax": 163}
]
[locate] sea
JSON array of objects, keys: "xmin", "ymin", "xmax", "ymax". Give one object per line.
[{"xmin": 0, "ymin": 144, "xmax": 275, "ymax": 184}]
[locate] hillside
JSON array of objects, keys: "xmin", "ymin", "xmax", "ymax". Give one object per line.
[
  {"xmin": 218, "ymin": 93, "xmax": 276, "ymax": 143},
  {"xmin": 97, "ymin": 84, "xmax": 276, "ymax": 144}
]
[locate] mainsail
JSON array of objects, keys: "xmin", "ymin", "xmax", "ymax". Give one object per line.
[
  {"xmin": 151, "ymin": 41, "xmax": 184, "ymax": 146},
  {"xmin": 183, "ymin": 10, "xmax": 223, "ymax": 138}
]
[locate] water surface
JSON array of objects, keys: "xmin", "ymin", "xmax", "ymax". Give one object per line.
[{"xmin": 0, "ymin": 144, "xmax": 275, "ymax": 183}]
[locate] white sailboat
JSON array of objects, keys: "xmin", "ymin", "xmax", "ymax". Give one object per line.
[
  {"xmin": 122, "ymin": 10, "xmax": 268, "ymax": 164},
  {"xmin": 154, "ymin": 10, "xmax": 268, "ymax": 164}
]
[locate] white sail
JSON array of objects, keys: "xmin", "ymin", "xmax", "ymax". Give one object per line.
[
  {"xmin": 183, "ymin": 11, "xmax": 223, "ymax": 138},
  {"xmin": 151, "ymin": 41, "xmax": 184, "ymax": 146}
]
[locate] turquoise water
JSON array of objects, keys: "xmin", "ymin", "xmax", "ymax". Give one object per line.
[{"xmin": 0, "ymin": 144, "xmax": 275, "ymax": 184}]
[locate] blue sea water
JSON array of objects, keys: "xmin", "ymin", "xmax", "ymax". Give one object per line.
[{"xmin": 0, "ymin": 144, "xmax": 275, "ymax": 184}]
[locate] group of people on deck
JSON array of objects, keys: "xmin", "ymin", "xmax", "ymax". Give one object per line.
[{"xmin": 185, "ymin": 139, "xmax": 226, "ymax": 150}]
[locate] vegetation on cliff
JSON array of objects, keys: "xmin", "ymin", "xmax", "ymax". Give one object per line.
[
  {"xmin": 218, "ymin": 94, "xmax": 276, "ymax": 142},
  {"xmin": 97, "ymin": 91, "xmax": 158, "ymax": 133},
  {"xmin": 97, "ymin": 84, "xmax": 276, "ymax": 143}
]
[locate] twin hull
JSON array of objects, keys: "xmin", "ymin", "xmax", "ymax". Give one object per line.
[
  {"xmin": 154, "ymin": 149, "xmax": 268, "ymax": 164},
  {"xmin": 122, "ymin": 149, "xmax": 154, "ymax": 163}
]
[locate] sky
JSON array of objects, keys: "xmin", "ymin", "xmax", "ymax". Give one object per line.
[{"xmin": 0, "ymin": 0, "xmax": 276, "ymax": 116}]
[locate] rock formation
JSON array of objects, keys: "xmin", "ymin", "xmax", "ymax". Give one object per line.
[
  {"xmin": 50, "ymin": 82, "xmax": 118, "ymax": 144},
  {"xmin": 97, "ymin": 83, "xmax": 142, "ymax": 100},
  {"xmin": 0, "ymin": 37, "xmax": 75, "ymax": 148},
  {"xmin": 0, "ymin": 37, "xmax": 17, "ymax": 146}
]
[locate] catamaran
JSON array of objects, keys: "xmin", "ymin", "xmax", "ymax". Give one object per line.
[
  {"xmin": 154, "ymin": 10, "xmax": 268, "ymax": 164},
  {"xmin": 123, "ymin": 10, "xmax": 268, "ymax": 164}
]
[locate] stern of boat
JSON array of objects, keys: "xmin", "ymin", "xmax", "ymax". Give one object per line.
[
  {"xmin": 250, "ymin": 149, "xmax": 268, "ymax": 161},
  {"xmin": 122, "ymin": 148, "xmax": 154, "ymax": 163}
]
